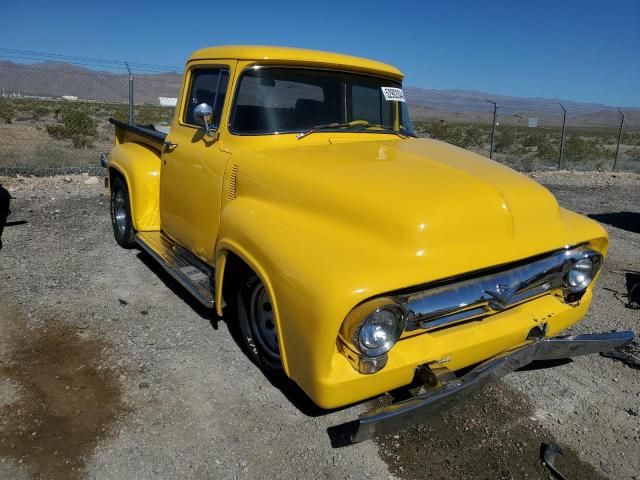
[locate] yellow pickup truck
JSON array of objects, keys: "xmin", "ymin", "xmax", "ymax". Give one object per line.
[{"xmin": 103, "ymin": 45, "xmax": 632, "ymax": 444}]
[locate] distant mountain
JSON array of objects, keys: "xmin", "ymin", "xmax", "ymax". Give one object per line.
[
  {"xmin": 405, "ymin": 87, "xmax": 640, "ymax": 126},
  {"xmin": 0, "ymin": 60, "xmax": 182, "ymax": 104},
  {"xmin": 1, "ymin": 61, "xmax": 637, "ymax": 126}
]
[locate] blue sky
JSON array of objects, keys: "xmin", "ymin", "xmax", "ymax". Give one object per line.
[{"xmin": 1, "ymin": 0, "xmax": 638, "ymax": 106}]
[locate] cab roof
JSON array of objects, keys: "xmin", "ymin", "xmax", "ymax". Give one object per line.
[{"xmin": 189, "ymin": 45, "xmax": 403, "ymax": 79}]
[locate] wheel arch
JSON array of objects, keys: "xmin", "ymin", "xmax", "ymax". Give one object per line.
[
  {"xmin": 107, "ymin": 142, "xmax": 161, "ymax": 231},
  {"xmin": 215, "ymin": 241, "xmax": 291, "ymax": 377}
]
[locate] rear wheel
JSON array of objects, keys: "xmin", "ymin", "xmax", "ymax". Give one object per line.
[
  {"xmin": 237, "ymin": 272, "xmax": 284, "ymax": 376},
  {"xmin": 110, "ymin": 175, "xmax": 135, "ymax": 248}
]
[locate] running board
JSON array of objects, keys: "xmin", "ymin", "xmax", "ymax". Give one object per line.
[{"xmin": 135, "ymin": 231, "xmax": 215, "ymax": 308}]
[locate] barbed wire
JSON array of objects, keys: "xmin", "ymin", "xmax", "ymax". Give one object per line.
[{"xmin": 0, "ymin": 48, "xmax": 182, "ymax": 74}]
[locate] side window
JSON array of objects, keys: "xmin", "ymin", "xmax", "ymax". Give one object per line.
[{"xmin": 183, "ymin": 68, "xmax": 230, "ymax": 127}]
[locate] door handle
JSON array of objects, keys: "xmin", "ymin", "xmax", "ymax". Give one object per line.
[{"xmin": 163, "ymin": 141, "xmax": 178, "ymax": 152}]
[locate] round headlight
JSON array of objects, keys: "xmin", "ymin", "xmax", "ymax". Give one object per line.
[
  {"xmin": 359, "ymin": 308, "xmax": 396, "ymax": 349},
  {"xmin": 356, "ymin": 305, "xmax": 405, "ymax": 357},
  {"xmin": 566, "ymin": 257, "xmax": 594, "ymax": 292}
]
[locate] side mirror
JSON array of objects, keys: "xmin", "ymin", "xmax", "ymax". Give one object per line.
[{"xmin": 193, "ymin": 103, "xmax": 215, "ymax": 135}]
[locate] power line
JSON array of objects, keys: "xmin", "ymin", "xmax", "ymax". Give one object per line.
[
  {"xmin": 0, "ymin": 61, "xmax": 182, "ymax": 84},
  {"xmin": 0, "ymin": 48, "xmax": 182, "ymax": 73}
]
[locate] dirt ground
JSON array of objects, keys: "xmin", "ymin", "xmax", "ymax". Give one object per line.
[{"xmin": 0, "ymin": 171, "xmax": 638, "ymax": 480}]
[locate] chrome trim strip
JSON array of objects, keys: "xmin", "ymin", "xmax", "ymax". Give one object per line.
[
  {"xmin": 135, "ymin": 232, "xmax": 215, "ymax": 308},
  {"xmin": 400, "ymin": 247, "xmax": 601, "ymax": 331},
  {"xmin": 328, "ymin": 330, "xmax": 634, "ymax": 445}
]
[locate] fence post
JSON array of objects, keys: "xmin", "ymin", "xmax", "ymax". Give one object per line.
[
  {"xmin": 613, "ymin": 109, "xmax": 625, "ymax": 171},
  {"xmin": 125, "ymin": 62, "xmax": 134, "ymax": 125},
  {"xmin": 558, "ymin": 103, "xmax": 566, "ymax": 169},
  {"xmin": 486, "ymin": 99, "xmax": 497, "ymax": 159}
]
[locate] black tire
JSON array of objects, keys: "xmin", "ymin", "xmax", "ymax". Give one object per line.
[
  {"xmin": 110, "ymin": 175, "xmax": 135, "ymax": 248},
  {"xmin": 237, "ymin": 272, "xmax": 284, "ymax": 376}
]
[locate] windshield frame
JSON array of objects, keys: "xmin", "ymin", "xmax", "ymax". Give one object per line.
[{"xmin": 227, "ymin": 65, "xmax": 414, "ymax": 137}]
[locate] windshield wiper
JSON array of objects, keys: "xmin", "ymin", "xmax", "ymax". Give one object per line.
[
  {"xmin": 362, "ymin": 123, "xmax": 416, "ymax": 139},
  {"xmin": 296, "ymin": 120, "xmax": 369, "ymax": 140},
  {"xmin": 296, "ymin": 120, "xmax": 414, "ymax": 140}
]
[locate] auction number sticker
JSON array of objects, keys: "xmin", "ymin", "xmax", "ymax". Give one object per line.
[{"xmin": 381, "ymin": 87, "xmax": 406, "ymax": 102}]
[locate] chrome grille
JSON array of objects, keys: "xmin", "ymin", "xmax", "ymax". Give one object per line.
[{"xmin": 401, "ymin": 248, "xmax": 598, "ymax": 331}]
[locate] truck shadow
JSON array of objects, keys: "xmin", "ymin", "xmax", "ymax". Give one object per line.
[
  {"xmin": 135, "ymin": 249, "xmax": 350, "ymax": 418},
  {"xmin": 136, "ymin": 251, "xmax": 213, "ymax": 320},
  {"xmin": 589, "ymin": 211, "xmax": 640, "ymax": 234},
  {"xmin": 221, "ymin": 303, "xmax": 353, "ymax": 418}
]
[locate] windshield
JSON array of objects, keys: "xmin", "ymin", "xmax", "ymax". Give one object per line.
[{"xmin": 229, "ymin": 67, "xmax": 414, "ymax": 136}]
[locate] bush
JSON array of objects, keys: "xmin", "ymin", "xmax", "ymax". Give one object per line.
[
  {"xmin": 564, "ymin": 136, "xmax": 606, "ymax": 161},
  {"xmin": 46, "ymin": 124, "xmax": 67, "ymax": 140},
  {"xmin": 32, "ymin": 105, "xmax": 50, "ymax": 121},
  {"xmin": 0, "ymin": 100, "xmax": 16, "ymax": 124},
  {"xmin": 111, "ymin": 104, "xmax": 128, "ymax": 123},
  {"xmin": 495, "ymin": 128, "xmax": 516, "ymax": 152},
  {"xmin": 45, "ymin": 110, "xmax": 98, "ymax": 148},
  {"xmin": 522, "ymin": 133, "xmax": 544, "ymax": 148},
  {"xmin": 136, "ymin": 105, "xmax": 173, "ymax": 125},
  {"xmin": 464, "ymin": 126, "xmax": 486, "ymax": 147},
  {"xmin": 537, "ymin": 141, "xmax": 557, "ymax": 159}
]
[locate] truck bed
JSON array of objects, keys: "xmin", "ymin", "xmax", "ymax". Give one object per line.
[{"xmin": 109, "ymin": 118, "xmax": 168, "ymax": 152}]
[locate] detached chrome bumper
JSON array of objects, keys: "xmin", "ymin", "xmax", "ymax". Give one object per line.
[{"xmin": 329, "ymin": 331, "xmax": 634, "ymax": 446}]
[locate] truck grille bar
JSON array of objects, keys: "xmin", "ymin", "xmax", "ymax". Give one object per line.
[{"xmin": 401, "ymin": 247, "xmax": 596, "ymax": 332}]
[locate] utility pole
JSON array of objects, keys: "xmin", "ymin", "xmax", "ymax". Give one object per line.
[
  {"xmin": 486, "ymin": 99, "xmax": 497, "ymax": 159},
  {"xmin": 125, "ymin": 62, "xmax": 134, "ymax": 124},
  {"xmin": 558, "ymin": 103, "xmax": 567, "ymax": 169},
  {"xmin": 613, "ymin": 109, "xmax": 625, "ymax": 171}
]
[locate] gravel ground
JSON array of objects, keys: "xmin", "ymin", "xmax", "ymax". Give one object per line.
[{"xmin": 0, "ymin": 171, "xmax": 638, "ymax": 480}]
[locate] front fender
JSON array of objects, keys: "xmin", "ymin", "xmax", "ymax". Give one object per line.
[
  {"xmin": 108, "ymin": 142, "xmax": 161, "ymax": 231},
  {"xmin": 215, "ymin": 198, "xmax": 377, "ymax": 395}
]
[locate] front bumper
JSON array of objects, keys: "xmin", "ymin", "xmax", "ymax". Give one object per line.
[{"xmin": 329, "ymin": 330, "xmax": 634, "ymax": 445}]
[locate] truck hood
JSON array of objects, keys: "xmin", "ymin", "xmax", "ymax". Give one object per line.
[{"xmin": 238, "ymin": 137, "xmax": 602, "ymax": 287}]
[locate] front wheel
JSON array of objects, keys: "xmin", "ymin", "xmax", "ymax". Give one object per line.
[
  {"xmin": 237, "ymin": 273, "xmax": 284, "ymax": 376},
  {"xmin": 110, "ymin": 175, "xmax": 135, "ymax": 248}
]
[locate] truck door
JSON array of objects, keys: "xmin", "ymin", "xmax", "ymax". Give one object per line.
[{"xmin": 160, "ymin": 62, "xmax": 234, "ymax": 263}]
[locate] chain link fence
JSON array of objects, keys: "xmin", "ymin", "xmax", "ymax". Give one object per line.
[
  {"xmin": 0, "ymin": 49, "xmax": 638, "ymax": 175},
  {"xmin": 0, "ymin": 50, "xmax": 181, "ymax": 176},
  {"xmin": 411, "ymin": 98, "xmax": 639, "ymax": 173}
]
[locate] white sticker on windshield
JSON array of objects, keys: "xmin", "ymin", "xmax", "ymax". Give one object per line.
[{"xmin": 381, "ymin": 87, "xmax": 406, "ymax": 102}]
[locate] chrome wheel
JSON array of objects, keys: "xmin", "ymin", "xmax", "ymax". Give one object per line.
[
  {"xmin": 249, "ymin": 283, "xmax": 279, "ymax": 359},
  {"xmin": 114, "ymin": 190, "xmax": 127, "ymax": 235}
]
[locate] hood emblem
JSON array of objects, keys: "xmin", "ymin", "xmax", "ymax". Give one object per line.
[{"xmin": 484, "ymin": 283, "xmax": 517, "ymax": 311}]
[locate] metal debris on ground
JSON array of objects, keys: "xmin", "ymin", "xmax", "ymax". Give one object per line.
[
  {"xmin": 600, "ymin": 339, "xmax": 640, "ymax": 370},
  {"xmin": 541, "ymin": 442, "xmax": 568, "ymax": 480}
]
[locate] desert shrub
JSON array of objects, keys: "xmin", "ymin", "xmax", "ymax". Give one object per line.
[
  {"xmin": 46, "ymin": 124, "xmax": 67, "ymax": 140},
  {"xmin": 495, "ymin": 128, "xmax": 516, "ymax": 152},
  {"xmin": 136, "ymin": 105, "xmax": 173, "ymax": 125},
  {"xmin": 464, "ymin": 126, "xmax": 486, "ymax": 147},
  {"xmin": 0, "ymin": 100, "xmax": 16, "ymax": 124},
  {"xmin": 624, "ymin": 132, "xmax": 640, "ymax": 146},
  {"xmin": 424, "ymin": 122, "xmax": 471, "ymax": 148},
  {"xmin": 31, "ymin": 105, "xmax": 50, "ymax": 121},
  {"xmin": 537, "ymin": 141, "xmax": 557, "ymax": 159},
  {"xmin": 111, "ymin": 104, "xmax": 129, "ymax": 123},
  {"xmin": 523, "ymin": 133, "xmax": 544, "ymax": 148},
  {"xmin": 564, "ymin": 136, "xmax": 606, "ymax": 161},
  {"xmin": 46, "ymin": 110, "xmax": 98, "ymax": 148},
  {"xmin": 625, "ymin": 147, "xmax": 640, "ymax": 162},
  {"xmin": 64, "ymin": 110, "xmax": 97, "ymax": 137}
]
